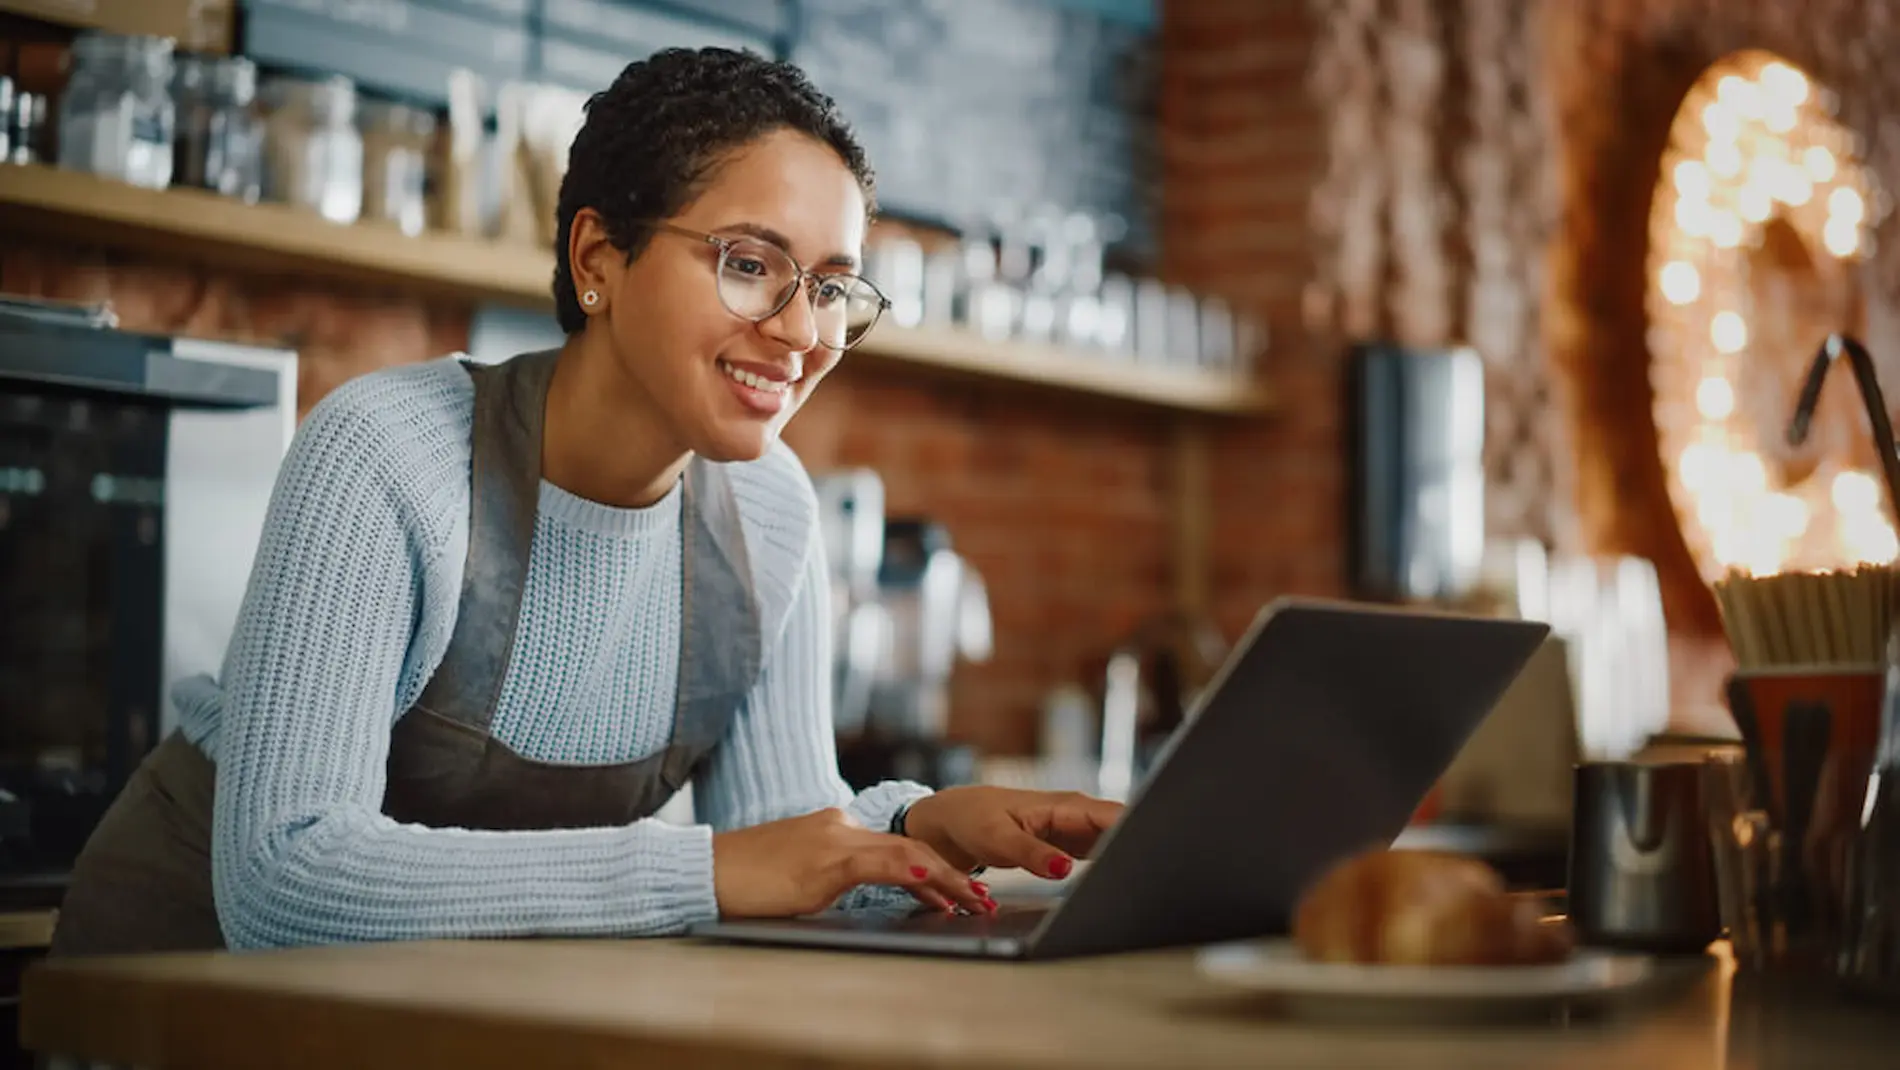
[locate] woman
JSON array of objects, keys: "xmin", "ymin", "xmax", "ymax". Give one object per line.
[{"xmin": 50, "ymin": 46, "xmax": 1122, "ymax": 956}]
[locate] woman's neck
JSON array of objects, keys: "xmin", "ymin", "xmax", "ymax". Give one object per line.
[{"xmin": 540, "ymin": 336, "xmax": 691, "ymax": 509}]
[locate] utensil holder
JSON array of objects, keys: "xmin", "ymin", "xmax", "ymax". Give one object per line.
[{"xmin": 1708, "ymin": 644, "xmax": 1900, "ymax": 1003}]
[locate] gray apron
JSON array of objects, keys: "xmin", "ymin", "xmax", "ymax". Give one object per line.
[{"xmin": 49, "ymin": 349, "xmax": 764, "ymax": 957}]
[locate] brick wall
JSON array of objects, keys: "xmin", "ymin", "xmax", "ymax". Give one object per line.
[{"xmin": 1158, "ymin": 0, "xmax": 1345, "ymax": 643}]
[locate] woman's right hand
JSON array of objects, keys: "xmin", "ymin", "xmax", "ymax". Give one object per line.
[{"xmin": 710, "ymin": 808, "xmax": 993, "ymax": 918}]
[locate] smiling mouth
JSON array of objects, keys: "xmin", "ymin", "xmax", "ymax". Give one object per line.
[{"xmin": 717, "ymin": 358, "xmax": 799, "ymax": 394}]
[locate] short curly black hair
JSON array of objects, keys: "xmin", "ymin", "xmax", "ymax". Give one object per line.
[{"xmin": 551, "ymin": 47, "xmax": 877, "ymax": 333}]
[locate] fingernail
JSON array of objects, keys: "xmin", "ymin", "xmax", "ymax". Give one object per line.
[
  {"xmin": 911, "ymin": 865, "xmax": 928, "ymax": 879},
  {"xmin": 970, "ymin": 880, "xmax": 989, "ymax": 896},
  {"xmin": 1049, "ymin": 856, "xmax": 1074, "ymax": 878},
  {"xmin": 984, "ymin": 897, "xmax": 999, "ymax": 913}
]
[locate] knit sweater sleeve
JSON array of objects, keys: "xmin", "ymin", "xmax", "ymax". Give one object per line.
[{"xmin": 207, "ymin": 387, "xmax": 718, "ymax": 949}]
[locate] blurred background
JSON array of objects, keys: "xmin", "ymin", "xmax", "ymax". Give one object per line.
[{"xmin": 4, "ymin": 0, "xmax": 1900, "ymax": 951}]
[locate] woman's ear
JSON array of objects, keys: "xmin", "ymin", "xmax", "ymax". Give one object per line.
[{"xmin": 568, "ymin": 208, "xmax": 622, "ymax": 315}]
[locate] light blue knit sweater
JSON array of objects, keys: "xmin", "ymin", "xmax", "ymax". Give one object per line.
[{"xmin": 171, "ymin": 356, "xmax": 929, "ymax": 949}]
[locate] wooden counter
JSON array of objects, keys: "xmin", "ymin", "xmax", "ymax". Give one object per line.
[{"xmin": 21, "ymin": 936, "xmax": 1900, "ymax": 1069}]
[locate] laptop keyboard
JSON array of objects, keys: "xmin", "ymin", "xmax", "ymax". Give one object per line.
[
  {"xmin": 798, "ymin": 901, "xmax": 1051, "ymax": 937},
  {"xmin": 888, "ymin": 903, "xmax": 1049, "ymax": 936}
]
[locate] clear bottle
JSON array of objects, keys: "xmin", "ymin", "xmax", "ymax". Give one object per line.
[
  {"xmin": 360, "ymin": 99, "xmax": 436, "ymax": 237},
  {"xmin": 55, "ymin": 32, "xmax": 176, "ymax": 189},
  {"xmin": 261, "ymin": 73, "xmax": 363, "ymax": 225},
  {"xmin": 172, "ymin": 55, "xmax": 262, "ymax": 203}
]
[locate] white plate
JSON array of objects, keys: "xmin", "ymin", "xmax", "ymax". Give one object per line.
[{"xmin": 1195, "ymin": 939, "xmax": 1702, "ymax": 1024}]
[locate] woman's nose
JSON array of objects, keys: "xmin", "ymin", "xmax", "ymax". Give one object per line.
[{"xmin": 758, "ymin": 277, "xmax": 820, "ymax": 353}]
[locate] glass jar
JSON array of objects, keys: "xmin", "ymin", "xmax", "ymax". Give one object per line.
[
  {"xmin": 172, "ymin": 54, "xmax": 262, "ymax": 203},
  {"xmin": 360, "ymin": 99, "xmax": 437, "ymax": 237},
  {"xmin": 261, "ymin": 73, "xmax": 363, "ymax": 225},
  {"xmin": 55, "ymin": 32, "xmax": 176, "ymax": 189}
]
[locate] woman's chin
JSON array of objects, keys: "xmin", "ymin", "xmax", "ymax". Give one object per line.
[{"xmin": 692, "ymin": 420, "xmax": 779, "ymax": 464}]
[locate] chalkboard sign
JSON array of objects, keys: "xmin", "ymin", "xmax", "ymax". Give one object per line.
[
  {"xmin": 789, "ymin": 0, "xmax": 1156, "ymax": 254},
  {"xmin": 231, "ymin": 0, "xmax": 1157, "ymax": 251},
  {"xmin": 240, "ymin": 0, "xmax": 532, "ymax": 107},
  {"xmin": 534, "ymin": 0, "xmax": 774, "ymax": 92}
]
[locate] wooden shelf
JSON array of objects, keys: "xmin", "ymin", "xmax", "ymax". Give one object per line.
[
  {"xmin": 0, "ymin": 162, "xmax": 551, "ymax": 307},
  {"xmin": 0, "ymin": 163, "xmax": 1272, "ymax": 416},
  {"xmin": 852, "ymin": 323, "xmax": 1273, "ymax": 415}
]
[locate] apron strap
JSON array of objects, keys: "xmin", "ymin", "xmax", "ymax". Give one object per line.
[
  {"xmin": 412, "ymin": 350, "xmax": 558, "ymax": 732},
  {"xmin": 662, "ymin": 456, "xmax": 764, "ymax": 790}
]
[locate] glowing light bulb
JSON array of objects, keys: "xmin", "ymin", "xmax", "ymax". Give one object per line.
[
  {"xmin": 1718, "ymin": 75, "xmax": 1764, "ymax": 119},
  {"xmin": 1676, "ymin": 198, "xmax": 1712, "ymax": 237},
  {"xmin": 1697, "ymin": 376, "xmax": 1736, "ymax": 418},
  {"xmin": 1834, "ymin": 471, "xmax": 1882, "ymax": 514},
  {"xmin": 1703, "ymin": 102, "xmax": 1740, "ymax": 142},
  {"xmin": 1829, "ymin": 186, "xmax": 1866, "ymax": 224},
  {"xmin": 1708, "ymin": 141, "xmax": 1744, "ymax": 178},
  {"xmin": 1710, "ymin": 210, "xmax": 1744, "ymax": 248},
  {"xmin": 1844, "ymin": 516, "xmax": 1900, "ymax": 564},
  {"xmin": 1660, "ymin": 260, "xmax": 1701, "ymax": 304},
  {"xmin": 1739, "ymin": 184, "xmax": 1772, "ymax": 222},
  {"xmin": 1700, "ymin": 492, "xmax": 1736, "ymax": 533},
  {"xmin": 1761, "ymin": 62, "xmax": 1809, "ymax": 107},
  {"xmin": 1805, "ymin": 145, "xmax": 1838, "ymax": 182},
  {"xmin": 1746, "ymin": 541, "xmax": 1790, "ymax": 577},
  {"xmin": 1774, "ymin": 161, "xmax": 1813, "ymax": 206},
  {"xmin": 1712, "ymin": 311, "xmax": 1748, "ymax": 353},
  {"xmin": 1679, "ymin": 442, "xmax": 1722, "ymax": 492},
  {"xmin": 1825, "ymin": 216, "xmax": 1861, "ymax": 257},
  {"xmin": 1674, "ymin": 160, "xmax": 1711, "ymax": 199},
  {"xmin": 1766, "ymin": 493, "xmax": 1810, "ymax": 539},
  {"xmin": 1711, "ymin": 533, "xmax": 1749, "ymax": 572},
  {"xmin": 1870, "ymin": 524, "xmax": 1898, "ymax": 563}
]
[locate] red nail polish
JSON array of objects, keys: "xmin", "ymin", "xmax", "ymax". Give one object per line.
[
  {"xmin": 984, "ymin": 897, "xmax": 999, "ymax": 913},
  {"xmin": 911, "ymin": 865, "xmax": 928, "ymax": 880},
  {"xmin": 970, "ymin": 880, "xmax": 989, "ymax": 896},
  {"xmin": 1049, "ymin": 856, "xmax": 1074, "ymax": 878}
]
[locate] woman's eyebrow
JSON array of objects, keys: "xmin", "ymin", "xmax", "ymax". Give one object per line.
[{"xmin": 717, "ymin": 221, "xmax": 860, "ymax": 270}]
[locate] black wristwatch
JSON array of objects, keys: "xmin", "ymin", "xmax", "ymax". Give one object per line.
[{"xmin": 890, "ymin": 802, "xmax": 985, "ymax": 879}]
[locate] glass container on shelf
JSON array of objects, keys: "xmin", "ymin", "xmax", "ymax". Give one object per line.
[
  {"xmin": 260, "ymin": 73, "xmax": 363, "ymax": 225},
  {"xmin": 171, "ymin": 54, "xmax": 262, "ymax": 203},
  {"xmin": 55, "ymin": 32, "xmax": 176, "ymax": 189},
  {"xmin": 360, "ymin": 99, "xmax": 437, "ymax": 237}
]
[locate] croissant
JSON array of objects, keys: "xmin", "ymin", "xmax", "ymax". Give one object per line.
[{"xmin": 1292, "ymin": 847, "xmax": 1574, "ymax": 967}]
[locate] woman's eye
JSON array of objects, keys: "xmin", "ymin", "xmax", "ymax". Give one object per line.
[
  {"xmin": 727, "ymin": 257, "xmax": 770, "ymax": 278},
  {"xmin": 814, "ymin": 279, "xmax": 848, "ymax": 304}
]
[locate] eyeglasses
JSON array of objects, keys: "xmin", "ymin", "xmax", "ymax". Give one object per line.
[{"xmin": 645, "ymin": 222, "xmax": 890, "ymax": 351}]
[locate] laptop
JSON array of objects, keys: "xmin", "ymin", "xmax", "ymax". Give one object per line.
[{"xmin": 689, "ymin": 597, "xmax": 1551, "ymax": 961}]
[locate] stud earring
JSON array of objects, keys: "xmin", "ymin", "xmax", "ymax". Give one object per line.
[{"xmin": 581, "ymin": 289, "xmax": 601, "ymax": 308}]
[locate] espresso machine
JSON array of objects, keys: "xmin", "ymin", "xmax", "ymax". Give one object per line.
[
  {"xmin": 812, "ymin": 468, "xmax": 888, "ymax": 738},
  {"xmin": 812, "ymin": 471, "xmax": 993, "ymax": 791},
  {"xmin": 0, "ymin": 297, "xmax": 296, "ymax": 874},
  {"xmin": 841, "ymin": 517, "xmax": 992, "ymax": 790}
]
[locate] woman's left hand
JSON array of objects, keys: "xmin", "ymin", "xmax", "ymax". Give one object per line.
[{"xmin": 898, "ymin": 787, "xmax": 1125, "ymax": 880}]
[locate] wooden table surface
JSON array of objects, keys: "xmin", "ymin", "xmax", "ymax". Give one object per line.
[{"xmin": 22, "ymin": 936, "xmax": 1900, "ymax": 1069}]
